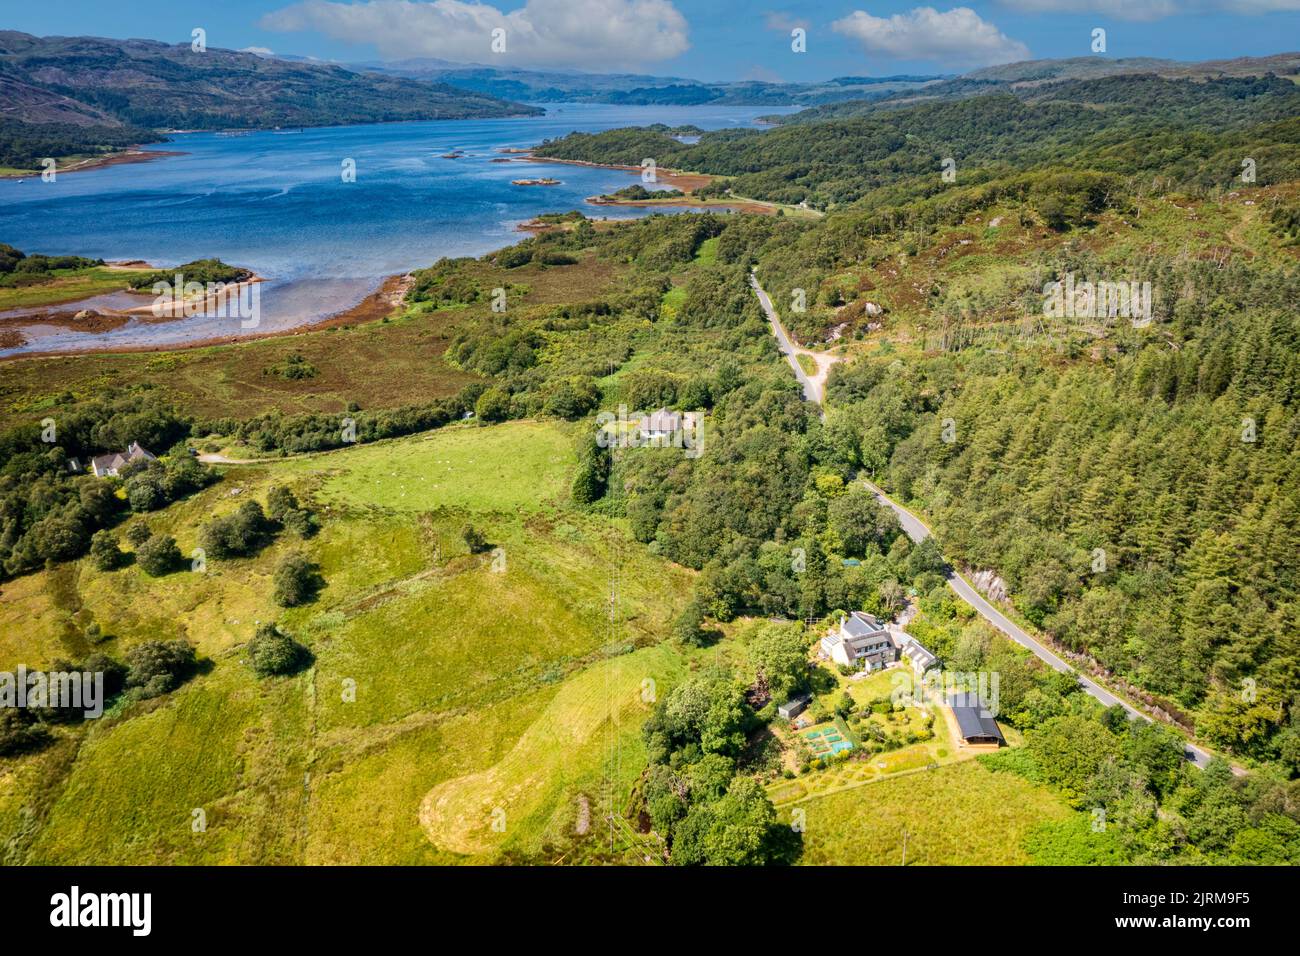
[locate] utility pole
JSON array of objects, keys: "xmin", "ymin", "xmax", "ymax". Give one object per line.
[{"xmin": 901, "ymin": 827, "xmax": 910, "ymax": 867}]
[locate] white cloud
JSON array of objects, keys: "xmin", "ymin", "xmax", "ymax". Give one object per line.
[
  {"xmin": 997, "ymin": 0, "xmax": 1300, "ymax": 19},
  {"xmin": 240, "ymin": 46, "xmax": 276, "ymax": 56},
  {"xmin": 832, "ymin": 7, "xmax": 1030, "ymax": 67},
  {"xmin": 261, "ymin": 0, "xmax": 690, "ymax": 69},
  {"xmin": 764, "ymin": 12, "xmax": 810, "ymax": 32}
]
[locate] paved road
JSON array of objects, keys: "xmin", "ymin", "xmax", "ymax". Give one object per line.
[
  {"xmin": 749, "ymin": 271, "xmax": 823, "ymax": 406},
  {"xmin": 861, "ymin": 479, "xmax": 1217, "ymax": 770},
  {"xmin": 751, "ymin": 267, "xmax": 1222, "ymax": 771}
]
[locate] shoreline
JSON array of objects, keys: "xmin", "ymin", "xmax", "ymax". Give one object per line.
[
  {"xmin": 0, "ymin": 148, "xmax": 184, "ymax": 180},
  {"xmin": 0, "ymin": 260, "xmax": 158, "ymax": 313},
  {"xmin": 0, "ymin": 273, "xmax": 411, "ymax": 362},
  {"xmin": 522, "ymin": 154, "xmax": 715, "ymax": 192},
  {"xmin": 522, "ymin": 153, "xmax": 811, "ymax": 216},
  {"xmin": 1, "ymin": 271, "xmax": 264, "ymax": 329}
]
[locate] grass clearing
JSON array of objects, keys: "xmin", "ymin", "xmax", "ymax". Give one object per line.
[
  {"xmin": 783, "ymin": 760, "xmax": 1073, "ymax": 865},
  {"xmin": 1, "ymin": 419, "xmax": 696, "ymax": 863},
  {"xmin": 419, "ymin": 643, "xmax": 679, "ymax": 857},
  {"xmin": 280, "ymin": 420, "xmax": 574, "ymax": 514}
]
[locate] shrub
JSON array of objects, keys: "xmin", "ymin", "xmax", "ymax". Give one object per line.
[
  {"xmin": 266, "ymin": 486, "xmax": 298, "ymax": 522},
  {"xmin": 124, "ymin": 640, "xmax": 196, "ymax": 698},
  {"xmin": 474, "ymin": 388, "xmax": 512, "ymax": 423},
  {"xmin": 82, "ymin": 652, "xmax": 128, "ymax": 700},
  {"xmin": 272, "ymin": 551, "xmax": 321, "ymax": 607},
  {"xmin": 125, "ymin": 472, "xmax": 167, "ymax": 512},
  {"xmin": 672, "ymin": 599, "xmax": 710, "ymax": 647},
  {"xmin": 247, "ymin": 623, "xmax": 307, "ymax": 677},
  {"xmin": 200, "ymin": 500, "xmax": 271, "ymax": 558},
  {"xmin": 88, "ymin": 530, "xmax": 125, "ymax": 571},
  {"xmin": 462, "ymin": 524, "xmax": 488, "ymax": 554},
  {"xmin": 125, "ymin": 523, "xmax": 152, "ymax": 548},
  {"xmin": 264, "ymin": 354, "xmax": 318, "ymax": 380},
  {"xmin": 135, "ymin": 534, "xmax": 181, "ymax": 576},
  {"xmin": 281, "ymin": 508, "xmax": 318, "ymax": 538},
  {"xmin": 0, "ymin": 710, "xmax": 51, "ymax": 756}
]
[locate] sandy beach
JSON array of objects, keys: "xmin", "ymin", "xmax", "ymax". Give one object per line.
[
  {"xmin": 521, "ymin": 153, "xmax": 716, "ymax": 192},
  {"xmin": 0, "ymin": 273, "xmax": 412, "ymax": 361}
]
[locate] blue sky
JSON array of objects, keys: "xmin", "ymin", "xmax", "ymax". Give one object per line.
[{"xmin": 10, "ymin": 1, "xmax": 1300, "ymax": 81}]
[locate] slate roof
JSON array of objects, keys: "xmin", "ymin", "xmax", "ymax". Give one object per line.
[
  {"xmin": 90, "ymin": 441, "xmax": 155, "ymax": 475},
  {"xmin": 946, "ymin": 693, "xmax": 1005, "ymax": 743}
]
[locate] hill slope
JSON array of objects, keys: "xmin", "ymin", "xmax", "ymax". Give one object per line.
[
  {"xmin": 0, "ymin": 31, "xmax": 540, "ymax": 130},
  {"xmin": 767, "ymin": 52, "xmax": 1300, "ymax": 123}
]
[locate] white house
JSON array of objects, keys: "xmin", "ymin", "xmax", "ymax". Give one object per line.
[
  {"xmin": 637, "ymin": 408, "xmax": 700, "ymax": 444},
  {"xmin": 90, "ymin": 441, "xmax": 156, "ymax": 478},
  {"xmin": 820, "ymin": 611, "xmax": 899, "ymax": 671}
]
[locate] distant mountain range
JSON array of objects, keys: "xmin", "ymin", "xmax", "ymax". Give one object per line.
[
  {"xmin": 0, "ymin": 31, "xmax": 539, "ymax": 130},
  {"xmin": 0, "ymin": 32, "xmax": 542, "ymax": 171},
  {"xmin": 765, "ymin": 52, "xmax": 1300, "ymax": 122},
  {"xmin": 2, "ymin": 32, "xmax": 1296, "ymax": 173},
  {"xmin": 355, "ymin": 58, "xmax": 947, "ymax": 107}
]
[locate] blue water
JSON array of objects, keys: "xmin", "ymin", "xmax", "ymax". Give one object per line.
[
  {"xmin": 0, "ymin": 104, "xmax": 788, "ymax": 355},
  {"xmin": 1, "ymin": 104, "xmax": 785, "ymax": 279}
]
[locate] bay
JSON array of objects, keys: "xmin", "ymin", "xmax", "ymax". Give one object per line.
[{"xmin": 0, "ymin": 103, "xmax": 789, "ymax": 356}]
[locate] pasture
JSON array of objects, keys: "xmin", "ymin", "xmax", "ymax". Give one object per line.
[
  {"xmin": 0, "ymin": 420, "xmax": 695, "ymax": 864},
  {"xmin": 783, "ymin": 760, "xmax": 1074, "ymax": 865}
]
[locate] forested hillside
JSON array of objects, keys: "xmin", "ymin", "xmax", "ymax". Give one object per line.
[
  {"xmin": 0, "ymin": 31, "xmax": 539, "ymax": 169},
  {"xmin": 534, "ymin": 66, "xmax": 1300, "ymax": 772},
  {"xmin": 537, "ymin": 75, "xmax": 1300, "ymax": 207}
]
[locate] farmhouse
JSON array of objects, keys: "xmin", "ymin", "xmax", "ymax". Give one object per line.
[
  {"xmin": 820, "ymin": 611, "xmax": 899, "ymax": 671},
  {"xmin": 90, "ymin": 441, "xmax": 156, "ymax": 478},
  {"xmin": 946, "ymin": 692, "xmax": 1005, "ymax": 748},
  {"xmin": 637, "ymin": 408, "xmax": 700, "ymax": 443},
  {"xmin": 777, "ymin": 694, "xmax": 811, "ymax": 720}
]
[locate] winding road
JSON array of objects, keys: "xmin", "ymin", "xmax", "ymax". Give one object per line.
[
  {"xmin": 860, "ymin": 480, "xmax": 1216, "ymax": 769},
  {"xmin": 749, "ymin": 270, "xmax": 839, "ymax": 409},
  {"xmin": 748, "ymin": 271, "xmax": 1220, "ymax": 770}
]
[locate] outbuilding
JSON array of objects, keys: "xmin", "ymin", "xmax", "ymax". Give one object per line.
[
  {"xmin": 777, "ymin": 694, "xmax": 811, "ymax": 720},
  {"xmin": 946, "ymin": 692, "xmax": 1005, "ymax": 747}
]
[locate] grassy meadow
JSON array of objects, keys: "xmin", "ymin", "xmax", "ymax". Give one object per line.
[
  {"xmin": 0, "ymin": 419, "xmax": 702, "ymax": 864},
  {"xmin": 0, "ymin": 264, "xmax": 153, "ymax": 311},
  {"xmin": 783, "ymin": 761, "xmax": 1075, "ymax": 865}
]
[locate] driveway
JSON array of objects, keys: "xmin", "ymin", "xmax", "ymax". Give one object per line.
[{"xmin": 749, "ymin": 270, "xmax": 840, "ymax": 408}]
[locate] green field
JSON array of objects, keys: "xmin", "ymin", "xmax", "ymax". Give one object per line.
[
  {"xmin": 0, "ymin": 265, "xmax": 152, "ymax": 310},
  {"xmin": 0, "ymin": 420, "xmax": 697, "ymax": 864},
  {"xmin": 280, "ymin": 420, "xmax": 573, "ymax": 513},
  {"xmin": 783, "ymin": 761, "xmax": 1074, "ymax": 865}
]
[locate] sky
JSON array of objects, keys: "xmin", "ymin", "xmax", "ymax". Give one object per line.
[{"xmin": 7, "ymin": 0, "xmax": 1300, "ymax": 81}]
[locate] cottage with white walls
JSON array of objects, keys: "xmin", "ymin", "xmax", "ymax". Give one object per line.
[
  {"xmin": 820, "ymin": 611, "xmax": 899, "ymax": 670},
  {"xmin": 90, "ymin": 441, "xmax": 155, "ymax": 478}
]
